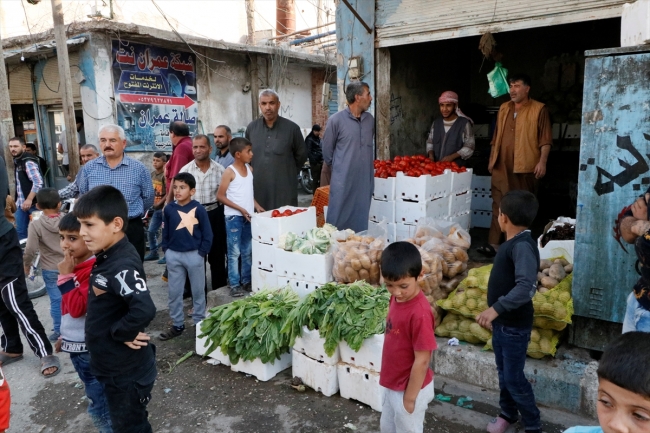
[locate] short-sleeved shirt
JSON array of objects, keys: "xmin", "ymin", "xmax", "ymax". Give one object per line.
[
  {"xmin": 151, "ymin": 170, "xmax": 166, "ymax": 207},
  {"xmin": 215, "ymin": 150, "xmax": 235, "ymax": 169},
  {"xmin": 179, "ymin": 160, "xmax": 225, "ymax": 210},
  {"xmin": 379, "ymin": 291, "xmax": 437, "ymax": 391}
]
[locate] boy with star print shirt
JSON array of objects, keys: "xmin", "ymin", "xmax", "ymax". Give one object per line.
[{"xmin": 160, "ymin": 172, "xmax": 213, "ymax": 340}]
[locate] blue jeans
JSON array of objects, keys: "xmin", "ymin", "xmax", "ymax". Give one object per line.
[
  {"xmin": 492, "ymin": 322, "xmax": 540, "ymax": 430},
  {"xmin": 147, "ymin": 209, "xmax": 163, "ymax": 252},
  {"xmin": 70, "ymin": 352, "xmax": 113, "ymax": 433},
  {"xmin": 225, "ymin": 215, "xmax": 252, "ymax": 288},
  {"xmin": 622, "ymin": 291, "xmax": 650, "ymax": 333},
  {"xmin": 15, "ymin": 204, "xmax": 36, "ymax": 240},
  {"xmin": 41, "ymin": 269, "xmax": 61, "ymax": 334}
]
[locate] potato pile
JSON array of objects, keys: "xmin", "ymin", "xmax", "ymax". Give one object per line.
[
  {"xmin": 332, "ymin": 234, "xmax": 384, "ymax": 285},
  {"xmin": 537, "ymin": 258, "xmax": 573, "ymax": 292},
  {"xmin": 436, "ymin": 265, "xmax": 492, "ymax": 318},
  {"xmin": 435, "ymin": 313, "xmax": 491, "ymax": 344},
  {"xmin": 485, "ymin": 328, "xmax": 561, "ymax": 359},
  {"xmin": 532, "ymin": 273, "xmax": 574, "ymax": 330}
]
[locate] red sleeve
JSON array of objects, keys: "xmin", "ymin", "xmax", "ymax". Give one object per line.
[
  {"xmin": 410, "ymin": 305, "xmax": 437, "ymax": 352},
  {"xmin": 169, "ymin": 143, "xmax": 194, "ymax": 178},
  {"xmin": 65, "ymin": 284, "xmax": 89, "ymax": 319}
]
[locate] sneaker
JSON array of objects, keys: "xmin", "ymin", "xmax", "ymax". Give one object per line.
[
  {"xmin": 229, "ymin": 287, "xmax": 245, "ymax": 297},
  {"xmin": 48, "ymin": 332, "xmax": 60, "ymax": 342},
  {"xmin": 159, "ymin": 325, "xmax": 184, "ymax": 341},
  {"xmin": 487, "ymin": 416, "xmax": 514, "ymax": 433},
  {"xmin": 242, "ymin": 282, "xmax": 252, "ymax": 292},
  {"xmin": 144, "ymin": 252, "xmax": 159, "ymax": 261},
  {"xmin": 158, "ymin": 256, "xmax": 166, "ymax": 265}
]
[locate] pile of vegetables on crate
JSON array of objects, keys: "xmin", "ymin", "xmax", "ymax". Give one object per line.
[
  {"xmin": 278, "ymin": 223, "xmax": 337, "ymax": 255},
  {"xmin": 332, "ymin": 231, "xmax": 385, "ymax": 285},
  {"xmin": 271, "ymin": 208, "xmax": 308, "ymax": 218},
  {"xmin": 283, "ymin": 281, "xmax": 389, "ymax": 356},
  {"xmin": 197, "ymin": 288, "xmax": 299, "ymax": 364},
  {"xmin": 435, "ymin": 260, "xmax": 574, "ymax": 359},
  {"xmin": 374, "ymin": 155, "xmax": 467, "ymax": 178}
]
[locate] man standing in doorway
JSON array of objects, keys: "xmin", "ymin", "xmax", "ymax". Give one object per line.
[
  {"xmin": 58, "ymin": 144, "xmax": 100, "ymax": 200},
  {"xmin": 323, "ymin": 81, "xmax": 375, "ymax": 232},
  {"xmin": 25, "ymin": 142, "xmax": 49, "ymax": 180},
  {"xmin": 214, "ymin": 125, "xmax": 235, "ymax": 169},
  {"xmin": 245, "ymin": 89, "xmax": 306, "ymax": 210},
  {"xmin": 179, "ymin": 134, "xmax": 227, "ymax": 290},
  {"xmin": 9, "ymin": 137, "xmax": 43, "ymax": 240},
  {"xmin": 77, "ymin": 124, "xmax": 154, "ymax": 260},
  {"xmin": 426, "ymin": 91, "xmax": 475, "ymax": 166},
  {"xmin": 480, "ymin": 74, "xmax": 552, "ymax": 257},
  {"xmin": 164, "ymin": 121, "xmax": 194, "ymax": 206},
  {"xmin": 305, "ymin": 124, "xmax": 323, "ymax": 190}
]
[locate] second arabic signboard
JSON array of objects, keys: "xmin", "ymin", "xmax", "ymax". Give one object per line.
[{"xmin": 112, "ymin": 40, "xmax": 199, "ymax": 152}]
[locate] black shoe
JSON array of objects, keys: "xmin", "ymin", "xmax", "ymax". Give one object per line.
[
  {"xmin": 242, "ymin": 283, "xmax": 252, "ymax": 292},
  {"xmin": 229, "ymin": 287, "xmax": 245, "ymax": 297},
  {"xmin": 159, "ymin": 325, "xmax": 184, "ymax": 341}
]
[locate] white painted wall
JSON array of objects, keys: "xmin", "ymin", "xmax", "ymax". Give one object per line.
[{"xmin": 274, "ymin": 63, "xmax": 312, "ymax": 129}]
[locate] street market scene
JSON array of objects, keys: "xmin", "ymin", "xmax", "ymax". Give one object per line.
[{"xmin": 0, "ymin": 0, "xmax": 649, "ymax": 432}]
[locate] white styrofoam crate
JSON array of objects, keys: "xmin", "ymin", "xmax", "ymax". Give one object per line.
[
  {"xmin": 538, "ymin": 239, "xmax": 574, "ymax": 264},
  {"xmin": 373, "ymin": 177, "xmax": 396, "ymax": 201},
  {"xmin": 251, "ymin": 268, "xmax": 278, "ymax": 293},
  {"xmin": 622, "ymin": 0, "xmax": 650, "ymax": 47},
  {"xmin": 471, "ymin": 210, "xmax": 492, "ymax": 229},
  {"xmin": 282, "ymin": 279, "xmax": 323, "ymax": 299},
  {"xmin": 252, "ymin": 240, "xmax": 278, "ymax": 271},
  {"xmin": 230, "ymin": 351, "xmax": 292, "ymax": 382},
  {"xmin": 337, "ymin": 363, "xmax": 383, "ymax": 412},
  {"xmin": 471, "ymin": 192, "xmax": 493, "ymax": 211},
  {"xmin": 275, "ymin": 249, "xmax": 333, "ymax": 284},
  {"xmin": 395, "ymin": 223, "xmax": 417, "ymax": 241},
  {"xmin": 293, "ymin": 326, "xmax": 339, "ymax": 365},
  {"xmin": 369, "ymin": 199, "xmax": 396, "ymax": 223},
  {"xmin": 449, "ymin": 191, "xmax": 472, "ymax": 217},
  {"xmin": 471, "ymin": 175, "xmax": 491, "ymax": 193},
  {"xmin": 339, "ymin": 333, "xmax": 384, "ymax": 372},
  {"xmin": 368, "ymin": 221, "xmax": 396, "ymax": 244},
  {"xmin": 450, "ymin": 168, "xmax": 473, "ymax": 194},
  {"xmin": 251, "ymin": 206, "xmax": 316, "ymax": 245},
  {"xmin": 292, "ymin": 351, "xmax": 339, "ymax": 397},
  {"xmin": 195, "ymin": 323, "xmax": 232, "ymax": 366},
  {"xmin": 395, "ymin": 195, "xmax": 451, "ymax": 226},
  {"xmin": 395, "ymin": 171, "xmax": 451, "ymax": 202},
  {"xmin": 446, "ymin": 212, "xmax": 471, "ymax": 231}
]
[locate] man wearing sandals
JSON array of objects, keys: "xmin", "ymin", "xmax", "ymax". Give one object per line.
[{"xmin": 0, "ymin": 155, "xmax": 60, "ymax": 378}]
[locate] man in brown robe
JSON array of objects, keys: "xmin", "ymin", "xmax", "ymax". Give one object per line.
[{"xmin": 481, "ymin": 73, "xmax": 552, "ymax": 255}]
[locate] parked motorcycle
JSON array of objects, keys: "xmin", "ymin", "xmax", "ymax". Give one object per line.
[{"xmin": 299, "ymin": 161, "xmax": 314, "ymax": 194}]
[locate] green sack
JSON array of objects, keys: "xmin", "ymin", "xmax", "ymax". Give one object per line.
[{"xmin": 487, "ymin": 62, "xmax": 509, "ymax": 98}]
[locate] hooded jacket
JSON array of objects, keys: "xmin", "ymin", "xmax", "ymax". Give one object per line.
[{"xmin": 23, "ymin": 212, "xmax": 64, "ymax": 271}]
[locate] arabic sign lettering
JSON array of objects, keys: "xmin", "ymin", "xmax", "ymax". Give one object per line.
[{"xmin": 112, "ymin": 40, "xmax": 198, "ymax": 152}]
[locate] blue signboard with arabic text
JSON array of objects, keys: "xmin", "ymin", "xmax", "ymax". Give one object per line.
[{"xmin": 112, "ymin": 40, "xmax": 198, "ymax": 151}]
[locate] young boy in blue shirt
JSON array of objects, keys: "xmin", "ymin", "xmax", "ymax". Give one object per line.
[
  {"xmin": 160, "ymin": 172, "xmax": 213, "ymax": 340},
  {"xmin": 476, "ymin": 190, "xmax": 541, "ymax": 433}
]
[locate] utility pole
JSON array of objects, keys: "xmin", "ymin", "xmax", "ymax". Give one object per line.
[
  {"xmin": 317, "ymin": 0, "xmax": 325, "ymax": 29},
  {"xmin": 246, "ymin": 0, "xmax": 259, "ymax": 121},
  {"xmin": 51, "ymin": 0, "xmax": 80, "ymax": 178},
  {"xmin": 245, "ymin": 0, "xmax": 256, "ymax": 45},
  {"xmin": 0, "ymin": 13, "xmax": 16, "ymax": 195}
]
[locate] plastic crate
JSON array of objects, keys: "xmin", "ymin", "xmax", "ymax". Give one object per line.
[
  {"xmin": 337, "ymin": 363, "xmax": 383, "ymax": 412},
  {"xmin": 292, "ymin": 351, "xmax": 339, "ymax": 397},
  {"xmin": 230, "ymin": 351, "xmax": 292, "ymax": 382},
  {"xmin": 311, "ymin": 186, "xmax": 330, "ymax": 228},
  {"xmin": 251, "ymin": 268, "xmax": 278, "ymax": 293},
  {"xmin": 449, "ymin": 191, "xmax": 472, "ymax": 217},
  {"xmin": 446, "ymin": 212, "xmax": 471, "ymax": 231},
  {"xmin": 275, "ymin": 249, "xmax": 333, "ymax": 284},
  {"xmin": 195, "ymin": 323, "xmax": 232, "ymax": 366},
  {"xmin": 373, "ymin": 177, "xmax": 396, "ymax": 201},
  {"xmin": 252, "ymin": 240, "xmax": 277, "ymax": 271},
  {"xmin": 395, "ymin": 171, "xmax": 451, "ymax": 202},
  {"xmin": 471, "ymin": 192, "xmax": 493, "ymax": 211},
  {"xmin": 368, "ymin": 220, "xmax": 396, "ymax": 244},
  {"xmin": 369, "ymin": 199, "xmax": 396, "ymax": 223},
  {"xmin": 395, "ymin": 195, "xmax": 451, "ymax": 225},
  {"xmin": 450, "ymin": 168, "xmax": 473, "ymax": 194},
  {"xmin": 395, "ymin": 223, "xmax": 417, "ymax": 241},
  {"xmin": 471, "ymin": 210, "xmax": 492, "ymax": 229},
  {"xmin": 251, "ymin": 206, "xmax": 316, "ymax": 245},
  {"xmin": 293, "ymin": 326, "xmax": 340, "ymax": 365},
  {"xmin": 279, "ymin": 278, "xmax": 323, "ymax": 299},
  {"xmin": 471, "ymin": 175, "xmax": 491, "ymax": 193},
  {"xmin": 339, "ymin": 333, "xmax": 384, "ymax": 373}
]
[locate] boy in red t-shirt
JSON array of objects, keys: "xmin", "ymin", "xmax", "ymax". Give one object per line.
[{"xmin": 379, "ymin": 242, "xmax": 437, "ymax": 433}]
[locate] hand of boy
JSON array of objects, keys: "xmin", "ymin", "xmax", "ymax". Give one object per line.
[
  {"xmin": 57, "ymin": 249, "xmax": 76, "ymax": 275},
  {"xmin": 476, "ymin": 307, "xmax": 499, "ymax": 331},
  {"xmin": 54, "ymin": 338, "xmax": 62, "ymax": 353},
  {"xmin": 254, "ymin": 202, "xmax": 265, "ymax": 213},
  {"xmin": 403, "ymin": 396, "xmax": 416, "ymax": 414},
  {"xmin": 125, "ymin": 332, "xmax": 150, "ymax": 350}
]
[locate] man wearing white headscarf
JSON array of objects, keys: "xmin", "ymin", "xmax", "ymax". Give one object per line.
[{"xmin": 426, "ymin": 90, "xmax": 475, "ymax": 165}]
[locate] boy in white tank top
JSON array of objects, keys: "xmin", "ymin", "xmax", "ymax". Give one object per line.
[{"xmin": 217, "ymin": 138, "xmax": 265, "ymax": 297}]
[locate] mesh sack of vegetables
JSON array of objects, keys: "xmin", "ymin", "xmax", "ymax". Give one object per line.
[
  {"xmin": 437, "ymin": 285, "xmax": 489, "ymax": 318},
  {"xmin": 331, "ymin": 225, "xmax": 387, "ymax": 284},
  {"xmin": 439, "ymin": 272, "xmax": 468, "ymax": 295},
  {"xmin": 484, "ymin": 328, "xmax": 562, "ymax": 359},
  {"xmin": 435, "ymin": 313, "xmax": 488, "ymax": 344},
  {"xmin": 421, "ymin": 237, "xmax": 469, "ymax": 279},
  {"xmin": 198, "ymin": 288, "xmax": 299, "ymax": 364},
  {"xmin": 532, "ymin": 274, "xmax": 574, "ymax": 326},
  {"xmin": 461, "ymin": 264, "xmax": 493, "ymax": 292},
  {"xmin": 416, "ymin": 246, "xmax": 443, "ymax": 296}
]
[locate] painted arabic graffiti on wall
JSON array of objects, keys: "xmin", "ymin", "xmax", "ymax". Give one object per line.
[{"xmin": 112, "ymin": 40, "xmax": 198, "ymax": 152}]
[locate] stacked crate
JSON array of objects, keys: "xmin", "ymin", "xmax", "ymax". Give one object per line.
[
  {"xmin": 291, "ymin": 327, "xmax": 340, "ymax": 397},
  {"xmin": 470, "ymin": 175, "xmax": 493, "ymax": 229},
  {"xmin": 337, "ymin": 334, "xmax": 384, "ymax": 412}
]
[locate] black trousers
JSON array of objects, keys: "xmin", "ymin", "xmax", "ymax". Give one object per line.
[
  {"xmin": 0, "ymin": 229, "xmax": 52, "ymax": 357},
  {"xmin": 206, "ymin": 205, "xmax": 228, "ymax": 290},
  {"xmin": 126, "ymin": 217, "xmax": 145, "ymax": 262}
]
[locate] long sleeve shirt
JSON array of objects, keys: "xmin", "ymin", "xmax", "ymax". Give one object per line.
[
  {"xmin": 162, "ymin": 199, "xmax": 213, "ymax": 257},
  {"xmin": 16, "ymin": 160, "xmax": 43, "ymax": 206},
  {"xmin": 58, "ymin": 178, "xmax": 79, "ymax": 200}
]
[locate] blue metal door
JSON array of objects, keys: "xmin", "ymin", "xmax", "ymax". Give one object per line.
[
  {"xmin": 574, "ymin": 47, "xmax": 650, "ymax": 323},
  {"xmin": 328, "ymin": 86, "xmax": 339, "ymax": 116}
]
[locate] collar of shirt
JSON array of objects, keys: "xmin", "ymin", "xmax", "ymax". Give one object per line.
[
  {"xmin": 345, "ymin": 107, "xmax": 370, "ymax": 122},
  {"xmin": 96, "ymin": 155, "xmax": 130, "ymax": 168},
  {"xmin": 94, "ymin": 236, "xmax": 129, "ymax": 266}
]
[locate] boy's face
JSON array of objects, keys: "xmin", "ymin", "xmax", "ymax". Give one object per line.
[
  {"xmin": 173, "ymin": 180, "xmax": 194, "ymax": 203},
  {"xmin": 59, "ymin": 230, "xmax": 91, "ymax": 260},
  {"xmin": 498, "ymin": 208, "xmax": 507, "ymax": 233},
  {"xmin": 597, "ymin": 379, "xmax": 650, "ymax": 433},
  {"xmin": 384, "ymin": 275, "xmax": 422, "ymax": 303},
  {"xmin": 236, "ymin": 146, "xmax": 253, "ymax": 164},
  {"xmin": 152, "ymin": 157, "xmax": 165, "ymax": 171},
  {"xmin": 78, "ymin": 215, "xmax": 124, "ymax": 253}
]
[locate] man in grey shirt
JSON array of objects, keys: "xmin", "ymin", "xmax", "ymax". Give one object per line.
[
  {"xmin": 213, "ymin": 125, "xmax": 235, "ymax": 169},
  {"xmin": 245, "ymin": 89, "xmax": 306, "ymax": 210},
  {"xmin": 323, "ymin": 81, "xmax": 375, "ymax": 232}
]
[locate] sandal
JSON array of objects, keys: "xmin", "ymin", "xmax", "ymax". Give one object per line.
[
  {"xmin": 0, "ymin": 352, "xmax": 23, "ymax": 366},
  {"xmin": 477, "ymin": 244, "xmax": 497, "ymax": 257},
  {"xmin": 40, "ymin": 355, "xmax": 61, "ymax": 378}
]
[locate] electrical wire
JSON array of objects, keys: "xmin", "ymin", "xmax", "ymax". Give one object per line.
[{"xmin": 20, "ymin": 0, "xmax": 38, "ymax": 50}]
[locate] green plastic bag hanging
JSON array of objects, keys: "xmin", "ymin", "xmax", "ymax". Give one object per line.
[{"xmin": 487, "ymin": 62, "xmax": 509, "ymax": 98}]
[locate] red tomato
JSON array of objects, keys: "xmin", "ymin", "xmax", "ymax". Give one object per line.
[
  {"xmin": 272, "ymin": 210, "xmax": 280, "ymax": 217},
  {"xmin": 394, "ymin": 156, "xmax": 402, "ymax": 162},
  {"xmin": 282, "ymin": 209, "xmax": 293, "ymax": 216}
]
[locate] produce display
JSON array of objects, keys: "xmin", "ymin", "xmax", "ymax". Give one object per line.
[
  {"xmin": 332, "ymin": 233, "xmax": 385, "ymax": 285},
  {"xmin": 374, "ymin": 155, "xmax": 467, "ymax": 178},
  {"xmin": 271, "ymin": 208, "xmax": 308, "ymax": 218},
  {"xmin": 540, "ymin": 222, "xmax": 575, "ymax": 247},
  {"xmin": 435, "ymin": 313, "xmax": 490, "ymax": 344},
  {"xmin": 485, "ymin": 328, "xmax": 562, "ymax": 359},
  {"xmin": 278, "ymin": 223, "xmax": 337, "ymax": 255},
  {"xmin": 198, "ymin": 288, "xmax": 299, "ymax": 364},
  {"xmin": 282, "ymin": 281, "xmax": 389, "ymax": 357}
]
